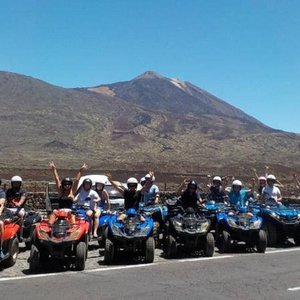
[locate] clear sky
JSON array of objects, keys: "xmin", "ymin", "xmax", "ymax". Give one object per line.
[{"xmin": 0, "ymin": 0, "xmax": 299, "ymax": 132}]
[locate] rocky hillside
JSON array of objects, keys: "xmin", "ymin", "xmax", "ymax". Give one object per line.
[{"xmin": 0, "ymin": 70, "xmax": 299, "ymax": 178}]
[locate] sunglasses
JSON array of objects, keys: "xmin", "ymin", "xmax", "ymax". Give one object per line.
[
  {"xmin": 63, "ymin": 183, "xmax": 72, "ymax": 186},
  {"xmin": 189, "ymin": 187, "xmax": 196, "ymax": 190},
  {"xmin": 128, "ymin": 184, "xmax": 137, "ymax": 188}
]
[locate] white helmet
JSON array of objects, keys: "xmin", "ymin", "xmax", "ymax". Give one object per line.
[
  {"xmin": 259, "ymin": 176, "xmax": 266, "ymax": 181},
  {"xmin": 145, "ymin": 173, "xmax": 155, "ymax": 181},
  {"xmin": 267, "ymin": 174, "xmax": 276, "ymax": 181},
  {"xmin": 140, "ymin": 177, "xmax": 146, "ymax": 183},
  {"xmin": 232, "ymin": 180, "xmax": 242, "ymax": 187},
  {"xmin": 213, "ymin": 176, "xmax": 222, "ymax": 182},
  {"xmin": 127, "ymin": 177, "xmax": 138, "ymax": 185},
  {"xmin": 95, "ymin": 178, "xmax": 106, "ymax": 185},
  {"xmin": 11, "ymin": 175, "xmax": 22, "ymax": 183}
]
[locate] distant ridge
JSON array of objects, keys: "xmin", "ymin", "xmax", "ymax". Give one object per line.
[{"xmin": 0, "ymin": 70, "xmax": 299, "ymax": 176}]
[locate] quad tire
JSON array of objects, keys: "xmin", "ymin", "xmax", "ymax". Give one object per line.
[
  {"xmin": 204, "ymin": 233, "xmax": 215, "ymax": 257},
  {"xmin": 97, "ymin": 227, "xmax": 108, "ymax": 248},
  {"xmin": 166, "ymin": 235, "xmax": 177, "ymax": 259},
  {"xmin": 104, "ymin": 238, "xmax": 114, "ymax": 264},
  {"xmin": 1, "ymin": 237, "xmax": 19, "ymax": 268},
  {"xmin": 256, "ymin": 230, "xmax": 267, "ymax": 253},
  {"xmin": 293, "ymin": 227, "xmax": 300, "ymax": 246},
  {"xmin": 29, "ymin": 244, "xmax": 40, "ymax": 272},
  {"xmin": 263, "ymin": 222, "xmax": 277, "ymax": 246},
  {"xmin": 75, "ymin": 241, "xmax": 87, "ymax": 271},
  {"xmin": 145, "ymin": 237, "xmax": 155, "ymax": 263},
  {"xmin": 218, "ymin": 230, "xmax": 231, "ymax": 253}
]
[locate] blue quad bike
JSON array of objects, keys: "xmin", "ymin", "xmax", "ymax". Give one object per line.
[
  {"xmin": 200, "ymin": 200, "xmax": 227, "ymax": 231},
  {"xmin": 215, "ymin": 205, "xmax": 267, "ymax": 253},
  {"xmin": 139, "ymin": 202, "xmax": 168, "ymax": 248},
  {"xmin": 250, "ymin": 200, "xmax": 300, "ymax": 246},
  {"xmin": 104, "ymin": 208, "xmax": 155, "ymax": 264},
  {"xmin": 96, "ymin": 211, "xmax": 114, "ymax": 247},
  {"xmin": 163, "ymin": 198, "xmax": 215, "ymax": 258}
]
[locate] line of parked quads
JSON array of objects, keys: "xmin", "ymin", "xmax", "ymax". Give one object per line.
[{"xmin": 1, "ymin": 187, "xmax": 300, "ymax": 273}]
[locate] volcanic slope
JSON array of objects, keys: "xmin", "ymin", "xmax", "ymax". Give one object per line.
[{"xmin": 0, "ymin": 70, "xmax": 299, "ymax": 174}]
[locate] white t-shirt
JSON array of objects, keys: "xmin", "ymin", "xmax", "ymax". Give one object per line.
[
  {"xmin": 262, "ymin": 185, "xmax": 281, "ymax": 202},
  {"xmin": 75, "ymin": 189, "xmax": 99, "ymax": 209}
]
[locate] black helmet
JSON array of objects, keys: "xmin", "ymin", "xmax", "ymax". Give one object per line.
[
  {"xmin": 187, "ymin": 180, "xmax": 198, "ymax": 190},
  {"xmin": 83, "ymin": 178, "xmax": 92, "ymax": 187},
  {"xmin": 61, "ymin": 177, "xmax": 73, "ymax": 186}
]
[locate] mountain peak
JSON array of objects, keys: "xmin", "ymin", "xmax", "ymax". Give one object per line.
[{"xmin": 134, "ymin": 71, "xmax": 164, "ymax": 80}]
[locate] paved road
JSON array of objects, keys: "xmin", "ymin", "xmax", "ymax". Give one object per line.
[{"xmin": 1, "ymin": 241, "xmax": 300, "ymax": 300}]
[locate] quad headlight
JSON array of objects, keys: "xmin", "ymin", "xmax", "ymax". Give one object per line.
[
  {"xmin": 198, "ymin": 221, "xmax": 210, "ymax": 233},
  {"xmin": 138, "ymin": 225, "xmax": 151, "ymax": 235},
  {"xmin": 111, "ymin": 224, "xmax": 121, "ymax": 235},
  {"xmin": 270, "ymin": 212, "xmax": 280, "ymax": 220},
  {"xmin": 227, "ymin": 217, "xmax": 238, "ymax": 228},
  {"xmin": 249, "ymin": 219, "xmax": 262, "ymax": 229},
  {"xmin": 173, "ymin": 220, "xmax": 183, "ymax": 231}
]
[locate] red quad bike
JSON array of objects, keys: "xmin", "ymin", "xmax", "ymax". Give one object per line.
[
  {"xmin": 29, "ymin": 209, "xmax": 89, "ymax": 272},
  {"xmin": 0, "ymin": 217, "xmax": 20, "ymax": 269}
]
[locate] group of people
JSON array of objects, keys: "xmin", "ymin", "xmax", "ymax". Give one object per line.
[
  {"xmin": 176, "ymin": 169, "xmax": 285, "ymax": 211},
  {"xmin": 0, "ymin": 162, "xmax": 298, "ymax": 258},
  {"xmin": 48, "ymin": 163, "xmax": 160, "ymax": 236}
]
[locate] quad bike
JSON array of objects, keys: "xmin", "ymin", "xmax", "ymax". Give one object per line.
[
  {"xmin": 139, "ymin": 202, "xmax": 168, "ymax": 248},
  {"xmin": 97, "ymin": 210, "xmax": 114, "ymax": 247},
  {"xmin": 164, "ymin": 198, "xmax": 215, "ymax": 258},
  {"xmin": 216, "ymin": 205, "xmax": 267, "ymax": 253},
  {"xmin": 0, "ymin": 214, "xmax": 20, "ymax": 268},
  {"xmin": 29, "ymin": 209, "xmax": 89, "ymax": 272},
  {"xmin": 250, "ymin": 199, "xmax": 300, "ymax": 246},
  {"xmin": 104, "ymin": 208, "xmax": 155, "ymax": 264},
  {"xmin": 6, "ymin": 199, "xmax": 42, "ymax": 249},
  {"xmin": 200, "ymin": 200, "xmax": 227, "ymax": 231}
]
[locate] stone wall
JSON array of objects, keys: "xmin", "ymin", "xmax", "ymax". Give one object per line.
[{"xmin": 24, "ymin": 192, "xmax": 300, "ymax": 210}]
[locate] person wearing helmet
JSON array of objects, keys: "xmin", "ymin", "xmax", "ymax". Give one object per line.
[
  {"xmin": 261, "ymin": 174, "xmax": 282, "ymax": 204},
  {"xmin": 207, "ymin": 176, "xmax": 226, "ymax": 203},
  {"xmin": 75, "ymin": 178, "xmax": 100, "ymax": 238},
  {"xmin": 107, "ymin": 174, "xmax": 142, "ymax": 210},
  {"xmin": 257, "ymin": 176, "xmax": 267, "ymax": 196},
  {"xmin": 177, "ymin": 178, "xmax": 203, "ymax": 210},
  {"xmin": 5, "ymin": 175, "xmax": 27, "ymax": 239},
  {"xmin": 252, "ymin": 166, "xmax": 269, "ymax": 196},
  {"xmin": 48, "ymin": 161, "xmax": 88, "ymax": 224},
  {"xmin": 95, "ymin": 178, "xmax": 110, "ymax": 212},
  {"xmin": 141, "ymin": 171, "xmax": 160, "ymax": 205},
  {"xmin": 226, "ymin": 179, "xmax": 255, "ymax": 207},
  {"xmin": 49, "ymin": 161, "xmax": 87, "ymax": 201},
  {"xmin": 107, "ymin": 174, "xmax": 145, "ymax": 222},
  {"xmin": 6, "ymin": 176, "xmax": 27, "ymax": 218},
  {"xmin": 140, "ymin": 177, "xmax": 146, "ymax": 187}
]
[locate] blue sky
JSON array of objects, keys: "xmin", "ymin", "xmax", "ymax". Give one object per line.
[{"xmin": 0, "ymin": 0, "xmax": 299, "ymax": 132}]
